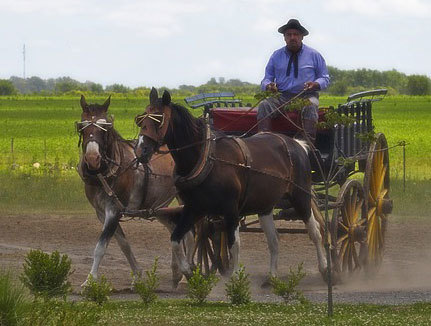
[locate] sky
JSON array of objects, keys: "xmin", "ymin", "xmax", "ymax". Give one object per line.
[{"xmin": 1, "ymin": 0, "xmax": 430, "ymax": 88}]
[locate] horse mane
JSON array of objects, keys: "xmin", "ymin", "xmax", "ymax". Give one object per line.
[{"xmin": 170, "ymin": 102, "xmax": 205, "ymax": 140}]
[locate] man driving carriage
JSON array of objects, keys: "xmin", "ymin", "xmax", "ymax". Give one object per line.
[{"xmin": 257, "ymin": 18, "xmax": 330, "ymax": 143}]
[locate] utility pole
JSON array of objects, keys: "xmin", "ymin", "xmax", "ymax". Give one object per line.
[{"xmin": 23, "ymin": 44, "xmax": 26, "ymax": 79}]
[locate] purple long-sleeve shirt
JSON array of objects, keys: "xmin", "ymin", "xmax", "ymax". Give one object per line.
[{"xmin": 261, "ymin": 44, "xmax": 330, "ymax": 93}]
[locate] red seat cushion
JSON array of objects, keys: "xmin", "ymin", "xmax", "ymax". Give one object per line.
[{"xmin": 210, "ymin": 107, "xmax": 326, "ymax": 134}]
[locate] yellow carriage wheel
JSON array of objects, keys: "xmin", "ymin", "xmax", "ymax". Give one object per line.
[
  {"xmin": 194, "ymin": 217, "xmax": 231, "ymax": 276},
  {"xmin": 331, "ymin": 179, "xmax": 368, "ymax": 274},
  {"xmin": 363, "ymin": 133, "xmax": 392, "ymax": 269}
]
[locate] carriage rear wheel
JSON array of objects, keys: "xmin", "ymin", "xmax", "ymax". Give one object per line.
[
  {"xmin": 363, "ymin": 133, "xmax": 392, "ymax": 269},
  {"xmin": 194, "ymin": 217, "xmax": 231, "ymax": 276},
  {"xmin": 331, "ymin": 179, "xmax": 368, "ymax": 274}
]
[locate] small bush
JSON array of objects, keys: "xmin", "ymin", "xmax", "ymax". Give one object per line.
[
  {"xmin": 225, "ymin": 265, "xmax": 251, "ymax": 305},
  {"xmin": 20, "ymin": 249, "xmax": 72, "ymax": 299},
  {"xmin": 81, "ymin": 274, "xmax": 112, "ymax": 305},
  {"xmin": 270, "ymin": 263, "xmax": 308, "ymax": 304},
  {"xmin": 187, "ymin": 265, "xmax": 219, "ymax": 304},
  {"xmin": 133, "ymin": 257, "xmax": 160, "ymax": 306},
  {"xmin": 0, "ymin": 270, "xmax": 27, "ymax": 326}
]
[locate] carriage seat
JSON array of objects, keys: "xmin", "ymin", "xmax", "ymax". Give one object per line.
[{"xmin": 209, "ymin": 106, "xmax": 327, "ymax": 136}]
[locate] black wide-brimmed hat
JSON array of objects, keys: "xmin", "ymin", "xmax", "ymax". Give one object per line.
[{"xmin": 278, "ymin": 19, "xmax": 309, "ymax": 36}]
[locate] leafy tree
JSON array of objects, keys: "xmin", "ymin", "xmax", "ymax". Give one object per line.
[
  {"xmin": 106, "ymin": 83, "xmax": 130, "ymax": 93},
  {"xmin": 327, "ymin": 80, "xmax": 348, "ymax": 96},
  {"xmin": 406, "ymin": 75, "xmax": 431, "ymax": 95},
  {"xmin": 86, "ymin": 82, "xmax": 104, "ymax": 93},
  {"xmin": 0, "ymin": 80, "xmax": 17, "ymax": 95}
]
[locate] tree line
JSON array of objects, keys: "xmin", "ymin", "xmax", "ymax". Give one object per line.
[{"xmin": 0, "ymin": 67, "xmax": 430, "ymax": 96}]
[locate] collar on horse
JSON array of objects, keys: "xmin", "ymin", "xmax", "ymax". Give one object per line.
[{"xmin": 173, "ymin": 123, "xmax": 216, "ymax": 190}]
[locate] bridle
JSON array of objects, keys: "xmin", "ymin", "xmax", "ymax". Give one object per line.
[
  {"xmin": 135, "ymin": 105, "xmax": 171, "ymax": 148},
  {"xmin": 75, "ymin": 118, "xmax": 113, "ymax": 149}
]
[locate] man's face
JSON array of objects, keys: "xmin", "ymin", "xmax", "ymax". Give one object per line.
[{"xmin": 284, "ymin": 29, "xmax": 303, "ymax": 53}]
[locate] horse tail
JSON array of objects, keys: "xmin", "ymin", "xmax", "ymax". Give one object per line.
[{"xmin": 293, "ymin": 139, "xmax": 309, "ymax": 154}]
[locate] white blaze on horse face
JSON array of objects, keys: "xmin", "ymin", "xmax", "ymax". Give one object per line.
[
  {"xmin": 137, "ymin": 135, "xmax": 144, "ymax": 148},
  {"xmin": 85, "ymin": 141, "xmax": 101, "ymax": 170}
]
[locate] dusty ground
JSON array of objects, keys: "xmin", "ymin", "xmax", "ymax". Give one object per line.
[{"xmin": 1, "ymin": 213, "xmax": 431, "ymax": 304}]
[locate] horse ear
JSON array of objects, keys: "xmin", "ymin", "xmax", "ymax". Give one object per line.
[
  {"xmin": 162, "ymin": 90, "xmax": 171, "ymax": 106},
  {"xmin": 149, "ymin": 87, "xmax": 158, "ymax": 105},
  {"xmin": 80, "ymin": 95, "xmax": 88, "ymax": 111},
  {"xmin": 102, "ymin": 95, "xmax": 111, "ymax": 112}
]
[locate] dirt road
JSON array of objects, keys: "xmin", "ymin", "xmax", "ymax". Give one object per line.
[{"xmin": 1, "ymin": 213, "xmax": 430, "ymax": 304}]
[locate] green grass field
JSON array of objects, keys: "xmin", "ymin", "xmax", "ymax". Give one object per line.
[
  {"xmin": 0, "ymin": 95, "xmax": 430, "ymax": 215},
  {"xmin": 13, "ymin": 300, "xmax": 431, "ymax": 325}
]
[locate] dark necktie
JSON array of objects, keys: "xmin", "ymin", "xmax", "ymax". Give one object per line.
[{"xmin": 286, "ymin": 51, "xmax": 299, "ymax": 78}]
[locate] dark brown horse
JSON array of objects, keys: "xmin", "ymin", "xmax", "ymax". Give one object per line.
[
  {"xmin": 135, "ymin": 88, "xmax": 327, "ymax": 281},
  {"xmin": 77, "ymin": 95, "xmax": 194, "ymax": 287}
]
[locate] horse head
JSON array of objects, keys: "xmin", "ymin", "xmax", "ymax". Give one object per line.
[
  {"xmin": 77, "ymin": 95, "xmax": 113, "ymax": 171},
  {"xmin": 135, "ymin": 87, "xmax": 172, "ymax": 163}
]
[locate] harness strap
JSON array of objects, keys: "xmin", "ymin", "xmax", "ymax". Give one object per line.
[
  {"xmin": 258, "ymin": 132, "xmax": 294, "ymax": 190},
  {"xmin": 174, "ymin": 123, "xmax": 215, "ymax": 190},
  {"xmin": 96, "ymin": 173, "xmax": 126, "ymax": 211},
  {"xmin": 230, "ymin": 137, "xmax": 253, "ymax": 214}
]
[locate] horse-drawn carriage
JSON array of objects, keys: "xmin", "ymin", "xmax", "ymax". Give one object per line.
[
  {"xmin": 77, "ymin": 88, "xmax": 392, "ymax": 287},
  {"xmin": 182, "ymin": 89, "xmax": 393, "ymax": 277}
]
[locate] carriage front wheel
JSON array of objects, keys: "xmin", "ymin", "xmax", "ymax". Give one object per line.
[
  {"xmin": 331, "ymin": 179, "xmax": 368, "ymax": 274},
  {"xmin": 363, "ymin": 133, "xmax": 392, "ymax": 270},
  {"xmin": 194, "ymin": 217, "xmax": 231, "ymax": 276}
]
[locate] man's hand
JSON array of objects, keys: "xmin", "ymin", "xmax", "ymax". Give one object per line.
[
  {"xmin": 303, "ymin": 81, "xmax": 320, "ymax": 91},
  {"xmin": 266, "ymin": 82, "xmax": 278, "ymax": 93}
]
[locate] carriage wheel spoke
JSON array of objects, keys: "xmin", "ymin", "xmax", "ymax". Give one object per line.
[{"xmin": 337, "ymin": 233, "xmax": 349, "ymax": 245}]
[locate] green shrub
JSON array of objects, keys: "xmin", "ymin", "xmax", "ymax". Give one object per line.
[
  {"xmin": 20, "ymin": 250, "xmax": 72, "ymax": 299},
  {"xmin": 225, "ymin": 265, "xmax": 251, "ymax": 305},
  {"xmin": 187, "ymin": 265, "xmax": 219, "ymax": 304},
  {"xmin": 81, "ymin": 274, "xmax": 112, "ymax": 305},
  {"xmin": 0, "ymin": 269, "xmax": 27, "ymax": 326},
  {"xmin": 270, "ymin": 263, "xmax": 308, "ymax": 304},
  {"xmin": 133, "ymin": 257, "xmax": 160, "ymax": 306}
]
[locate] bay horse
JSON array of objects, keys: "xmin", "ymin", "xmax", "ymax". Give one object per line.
[
  {"xmin": 76, "ymin": 95, "xmax": 194, "ymax": 287},
  {"xmin": 135, "ymin": 88, "xmax": 327, "ymax": 282}
]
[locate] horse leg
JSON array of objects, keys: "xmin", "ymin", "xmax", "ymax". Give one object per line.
[
  {"xmin": 171, "ymin": 208, "xmax": 198, "ymax": 279},
  {"xmin": 95, "ymin": 210, "xmax": 141, "ymax": 278},
  {"xmin": 82, "ymin": 203, "xmax": 119, "ymax": 287},
  {"xmin": 306, "ymin": 209, "xmax": 327, "ymax": 276},
  {"xmin": 157, "ymin": 214, "xmax": 195, "ymax": 288},
  {"xmin": 224, "ymin": 212, "xmax": 240, "ymax": 275},
  {"xmin": 258, "ymin": 210, "xmax": 279, "ymax": 279}
]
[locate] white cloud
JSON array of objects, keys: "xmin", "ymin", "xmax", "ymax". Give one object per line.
[
  {"xmin": 0, "ymin": 0, "xmax": 93, "ymax": 15},
  {"xmin": 326, "ymin": 0, "xmax": 431, "ymax": 17},
  {"xmin": 104, "ymin": 0, "xmax": 207, "ymax": 38}
]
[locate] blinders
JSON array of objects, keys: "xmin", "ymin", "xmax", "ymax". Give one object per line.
[
  {"xmin": 75, "ymin": 118, "xmax": 113, "ymax": 149},
  {"xmin": 135, "ymin": 105, "xmax": 171, "ymax": 146}
]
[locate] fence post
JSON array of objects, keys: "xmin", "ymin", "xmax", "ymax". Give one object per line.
[
  {"xmin": 11, "ymin": 137, "xmax": 14, "ymax": 167},
  {"xmin": 44, "ymin": 139, "xmax": 47, "ymax": 166},
  {"xmin": 403, "ymin": 142, "xmax": 406, "ymax": 193}
]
